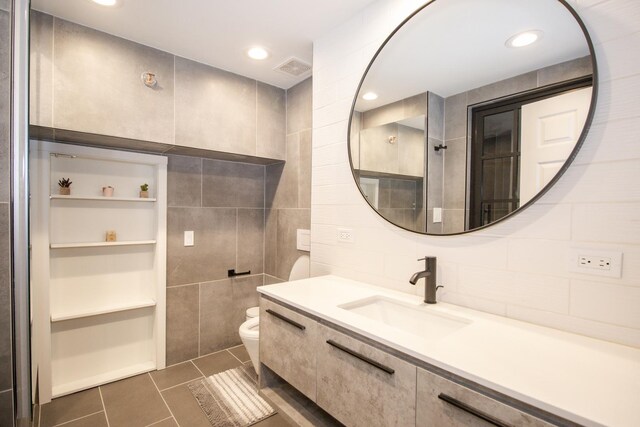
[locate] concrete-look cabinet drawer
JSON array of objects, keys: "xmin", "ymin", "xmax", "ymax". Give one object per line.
[
  {"xmin": 316, "ymin": 324, "xmax": 417, "ymax": 427},
  {"xmin": 259, "ymin": 298, "xmax": 318, "ymax": 401},
  {"xmin": 417, "ymin": 368, "xmax": 553, "ymax": 427}
]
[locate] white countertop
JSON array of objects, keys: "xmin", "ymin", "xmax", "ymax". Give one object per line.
[{"xmin": 258, "ymin": 275, "xmax": 640, "ymax": 427}]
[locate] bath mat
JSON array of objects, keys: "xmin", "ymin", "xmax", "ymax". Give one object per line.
[{"xmin": 189, "ymin": 365, "xmax": 276, "ymax": 427}]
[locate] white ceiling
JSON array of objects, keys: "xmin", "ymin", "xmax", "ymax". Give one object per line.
[
  {"xmin": 31, "ymin": 0, "xmax": 376, "ymax": 89},
  {"xmin": 355, "ymin": 0, "xmax": 591, "ymax": 111}
]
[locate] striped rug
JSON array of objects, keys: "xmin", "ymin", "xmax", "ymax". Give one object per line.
[{"xmin": 189, "ymin": 365, "xmax": 276, "ymax": 427}]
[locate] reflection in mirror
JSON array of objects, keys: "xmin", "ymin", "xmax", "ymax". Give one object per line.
[{"xmin": 349, "ymin": 0, "xmax": 595, "ymax": 235}]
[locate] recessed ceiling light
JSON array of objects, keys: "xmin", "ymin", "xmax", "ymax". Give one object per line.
[
  {"xmin": 91, "ymin": 0, "xmax": 118, "ymax": 6},
  {"xmin": 247, "ymin": 47, "xmax": 269, "ymax": 60},
  {"xmin": 505, "ymin": 30, "xmax": 543, "ymax": 48},
  {"xmin": 362, "ymin": 92, "xmax": 378, "ymax": 101}
]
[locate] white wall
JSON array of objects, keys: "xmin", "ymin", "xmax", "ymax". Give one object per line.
[{"xmin": 310, "ymin": 0, "xmax": 640, "ymax": 348}]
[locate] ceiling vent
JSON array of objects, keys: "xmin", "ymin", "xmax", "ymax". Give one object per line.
[{"xmin": 274, "ymin": 57, "xmax": 312, "ymax": 77}]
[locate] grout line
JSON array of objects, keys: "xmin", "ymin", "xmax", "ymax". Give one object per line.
[
  {"xmin": 226, "ymin": 348, "xmax": 246, "ymax": 365},
  {"xmin": 145, "ymin": 415, "xmax": 174, "ymax": 427},
  {"xmin": 190, "ymin": 360, "xmax": 207, "ymax": 378},
  {"xmin": 158, "ymin": 375, "xmax": 204, "ymax": 393},
  {"xmin": 98, "ymin": 388, "xmax": 111, "ymax": 427},
  {"xmin": 148, "ymin": 374, "xmax": 181, "ymax": 427},
  {"xmin": 197, "ymin": 282, "xmax": 201, "ymax": 357},
  {"xmin": 51, "ymin": 410, "xmax": 105, "ymax": 427}
]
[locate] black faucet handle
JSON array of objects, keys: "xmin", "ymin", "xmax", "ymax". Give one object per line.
[{"xmin": 417, "ymin": 256, "xmax": 436, "ymax": 261}]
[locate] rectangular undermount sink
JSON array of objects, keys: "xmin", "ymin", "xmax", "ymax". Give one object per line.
[{"xmin": 339, "ymin": 296, "xmax": 471, "ymax": 340}]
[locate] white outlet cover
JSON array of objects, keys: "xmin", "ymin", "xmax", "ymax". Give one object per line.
[
  {"xmin": 296, "ymin": 229, "xmax": 310, "ymax": 252},
  {"xmin": 568, "ymin": 248, "xmax": 622, "ymax": 278},
  {"xmin": 433, "ymin": 207, "xmax": 442, "ymax": 223},
  {"xmin": 337, "ymin": 228, "xmax": 355, "ymax": 243}
]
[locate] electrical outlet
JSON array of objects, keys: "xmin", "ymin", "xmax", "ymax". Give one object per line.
[
  {"xmin": 569, "ymin": 248, "xmax": 622, "ymax": 278},
  {"xmin": 337, "ymin": 228, "xmax": 355, "ymax": 243}
]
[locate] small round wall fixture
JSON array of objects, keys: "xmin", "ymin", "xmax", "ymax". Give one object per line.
[{"xmin": 348, "ymin": 0, "xmax": 597, "ymax": 236}]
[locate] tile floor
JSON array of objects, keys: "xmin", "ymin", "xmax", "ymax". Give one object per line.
[{"xmin": 36, "ymin": 345, "xmax": 292, "ymax": 427}]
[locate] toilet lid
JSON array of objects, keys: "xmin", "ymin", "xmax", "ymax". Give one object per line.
[{"xmin": 246, "ymin": 307, "xmax": 259, "ymax": 318}]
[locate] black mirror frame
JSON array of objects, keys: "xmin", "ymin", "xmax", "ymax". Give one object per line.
[{"xmin": 347, "ymin": 0, "xmax": 599, "ymax": 236}]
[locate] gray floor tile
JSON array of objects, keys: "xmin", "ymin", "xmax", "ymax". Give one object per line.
[
  {"xmin": 100, "ymin": 374, "xmax": 170, "ymax": 427},
  {"xmin": 254, "ymin": 413, "xmax": 293, "ymax": 427},
  {"xmin": 40, "ymin": 388, "xmax": 103, "ymax": 427},
  {"xmin": 192, "ymin": 350, "xmax": 242, "ymax": 377},
  {"xmin": 228, "ymin": 345, "xmax": 251, "ymax": 363},
  {"xmin": 62, "ymin": 412, "xmax": 108, "ymax": 427},
  {"xmin": 150, "ymin": 362, "xmax": 203, "ymax": 391},
  {"xmin": 146, "ymin": 417, "xmax": 178, "ymax": 427},
  {"xmin": 0, "ymin": 389, "xmax": 13, "ymax": 427},
  {"xmin": 162, "ymin": 383, "xmax": 211, "ymax": 427}
]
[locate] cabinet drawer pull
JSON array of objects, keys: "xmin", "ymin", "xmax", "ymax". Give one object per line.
[
  {"xmin": 326, "ymin": 339, "xmax": 395, "ymax": 375},
  {"xmin": 265, "ymin": 309, "xmax": 306, "ymax": 330},
  {"xmin": 438, "ymin": 393, "xmax": 511, "ymax": 427}
]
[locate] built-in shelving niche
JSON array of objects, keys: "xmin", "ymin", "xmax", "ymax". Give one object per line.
[{"xmin": 30, "ymin": 141, "xmax": 167, "ymax": 403}]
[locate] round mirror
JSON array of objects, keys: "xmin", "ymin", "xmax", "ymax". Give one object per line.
[{"xmin": 349, "ymin": 0, "xmax": 597, "ymax": 235}]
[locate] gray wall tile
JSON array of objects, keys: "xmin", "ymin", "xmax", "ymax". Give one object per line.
[
  {"xmin": 199, "ymin": 275, "xmax": 262, "ymax": 354},
  {"xmin": 166, "ymin": 285, "xmax": 199, "ymax": 365},
  {"xmin": 276, "ymin": 209, "xmax": 310, "ymax": 281},
  {"xmin": 298, "ymin": 129, "xmax": 312, "ymax": 209},
  {"xmin": 427, "ymin": 92, "xmax": 444, "ymax": 141},
  {"xmin": 0, "ymin": 10, "xmax": 10, "ymax": 204},
  {"xmin": 202, "ymin": 160, "xmax": 264, "ymax": 208},
  {"xmin": 175, "ymin": 57, "xmax": 255, "ymax": 155},
  {"xmin": 444, "ymin": 92, "xmax": 468, "ymax": 140},
  {"xmin": 0, "ymin": 0, "xmax": 8, "ymax": 12},
  {"xmin": 266, "ymin": 134, "xmax": 299, "ymax": 209},
  {"xmin": 362, "ymin": 99, "xmax": 404, "ymax": 129},
  {"xmin": 286, "ymin": 78, "xmax": 312, "ymax": 135},
  {"xmin": 427, "ymin": 138, "xmax": 444, "ymax": 209},
  {"xmin": 199, "ymin": 279, "xmax": 235, "ymax": 354},
  {"xmin": 403, "ymin": 93, "xmax": 427, "ymax": 118},
  {"xmin": 256, "ymin": 82, "xmax": 286, "ymax": 160},
  {"xmin": 466, "ymin": 71, "xmax": 537, "ymax": 106},
  {"xmin": 443, "ymin": 138, "xmax": 467, "ymax": 211},
  {"xmin": 264, "ymin": 209, "xmax": 277, "ymax": 277},
  {"xmin": 52, "ymin": 18, "xmax": 175, "ymax": 144},
  {"xmin": 167, "ymin": 207, "xmax": 236, "ymax": 286},
  {"xmin": 443, "ymin": 209, "xmax": 465, "ymax": 234},
  {"xmin": 0, "ymin": 389, "xmax": 12, "ymax": 427},
  {"xmin": 167, "ymin": 155, "xmax": 202, "ymax": 207},
  {"xmin": 537, "ymin": 55, "xmax": 593, "ymax": 87},
  {"xmin": 0, "ymin": 204, "xmax": 11, "ymax": 392},
  {"xmin": 29, "ymin": 11, "xmax": 53, "ymax": 128},
  {"xmin": 237, "ymin": 209, "xmax": 264, "ymax": 275}
]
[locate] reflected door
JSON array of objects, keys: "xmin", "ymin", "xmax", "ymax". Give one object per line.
[
  {"xmin": 470, "ymin": 107, "xmax": 520, "ymax": 228},
  {"xmin": 520, "ymin": 87, "xmax": 592, "ymax": 203}
]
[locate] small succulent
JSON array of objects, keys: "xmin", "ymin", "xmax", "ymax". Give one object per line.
[
  {"xmin": 58, "ymin": 178, "xmax": 72, "ymax": 188},
  {"xmin": 140, "ymin": 183, "xmax": 149, "ymax": 192}
]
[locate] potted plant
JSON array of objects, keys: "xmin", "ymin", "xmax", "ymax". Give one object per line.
[
  {"xmin": 140, "ymin": 183, "xmax": 149, "ymax": 198},
  {"xmin": 58, "ymin": 178, "xmax": 72, "ymax": 196},
  {"xmin": 102, "ymin": 186, "xmax": 114, "ymax": 197}
]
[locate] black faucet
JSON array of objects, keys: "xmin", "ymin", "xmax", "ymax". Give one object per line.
[{"xmin": 409, "ymin": 256, "xmax": 442, "ymax": 304}]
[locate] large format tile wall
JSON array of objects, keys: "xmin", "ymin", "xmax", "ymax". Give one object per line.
[
  {"xmin": 29, "ymin": 11, "xmax": 286, "ymax": 160},
  {"xmin": 0, "ymin": 1, "xmax": 13, "ymax": 425},
  {"xmin": 165, "ymin": 77, "xmax": 312, "ymax": 365},
  {"xmin": 265, "ymin": 78, "xmax": 313, "ymax": 282},
  {"xmin": 311, "ymin": 0, "xmax": 640, "ymax": 348}
]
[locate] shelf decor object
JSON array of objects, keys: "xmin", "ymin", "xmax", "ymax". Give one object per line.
[
  {"xmin": 58, "ymin": 177, "xmax": 72, "ymax": 195},
  {"xmin": 140, "ymin": 183, "xmax": 149, "ymax": 198},
  {"xmin": 30, "ymin": 141, "xmax": 167, "ymax": 404}
]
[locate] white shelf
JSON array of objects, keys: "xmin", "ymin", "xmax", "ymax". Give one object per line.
[
  {"xmin": 50, "ymin": 195, "xmax": 156, "ymax": 202},
  {"xmin": 52, "ymin": 361, "xmax": 156, "ymax": 398},
  {"xmin": 50, "ymin": 240, "xmax": 156, "ymax": 249},
  {"xmin": 51, "ymin": 299, "xmax": 156, "ymax": 322}
]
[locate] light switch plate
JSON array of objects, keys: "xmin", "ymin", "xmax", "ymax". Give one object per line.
[
  {"xmin": 433, "ymin": 208, "xmax": 442, "ymax": 223},
  {"xmin": 296, "ymin": 229, "xmax": 310, "ymax": 252},
  {"xmin": 184, "ymin": 230, "xmax": 194, "ymax": 247}
]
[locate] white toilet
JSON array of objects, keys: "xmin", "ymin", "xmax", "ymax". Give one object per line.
[{"xmin": 239, "ymin": 255, "xmax": 310, "ymax": 374}]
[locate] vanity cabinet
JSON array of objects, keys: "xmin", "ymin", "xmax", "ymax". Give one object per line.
[
  {"xmin": 316, "ymin": 324, "xmax": 417, "ymax": 427},
  {"xmin": 259, "ymin": 298, "xmax": 319, "ymax": 401},
  {"xmin": 416, "ymin": 368, "xmax": 553, "ymax": 427}
]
